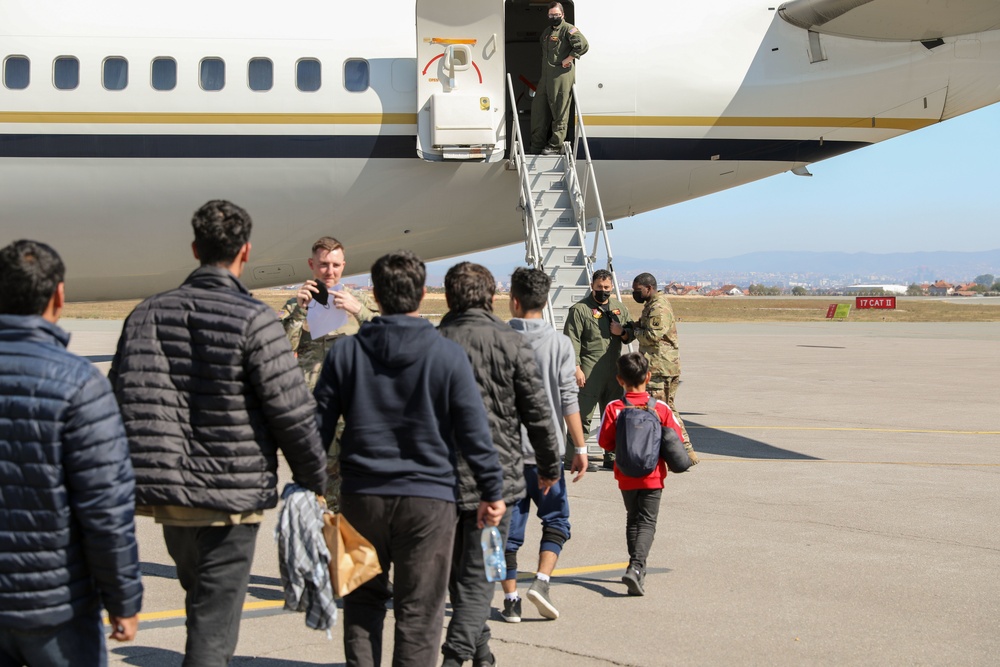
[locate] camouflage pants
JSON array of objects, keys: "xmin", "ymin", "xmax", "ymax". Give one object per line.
[
  {"xmin": 324, "ymin": 418, "xmax": 345, "ymax": 513},
  {"xmin": 648, "ymin": 375, "xmax": 692, "ymax": 447}
]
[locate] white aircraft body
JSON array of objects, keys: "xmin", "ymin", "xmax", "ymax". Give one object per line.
[{"xmin": 2, "ymin": 0, "xmax": 999, "ymax": 300}]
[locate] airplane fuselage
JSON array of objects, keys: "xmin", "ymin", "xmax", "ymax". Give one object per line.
[{"xmin": 2, "ymin": 0, "xmax": 999, "ymax": 299}]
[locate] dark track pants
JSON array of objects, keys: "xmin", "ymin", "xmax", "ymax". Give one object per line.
[
  {"xmin": 340, "ymin": 493, "xmax": 457, "ymax": 667},
  {"xmin": 163, "ymin": 523, "xmax": 259, "ymax": 667},
  {"xmin": 621, "ymin": 488, "xmax": 662, "ymax": 571},
  {"xmin": 442, "ymin": 508, "xmax": 513, "ymax": 663}
]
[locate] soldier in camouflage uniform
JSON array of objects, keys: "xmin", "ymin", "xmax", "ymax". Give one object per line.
[
  {"xmin": 280, "ymin": 237, "xmax": 377, "ymax": 509},
  {"xmin": 563, "ymin": 269, "xmax": 631, "ymax": 470},
  {"xmin": 531, "ymin": 2, "xmax": 589, "ymax": 155},
  {"xmin": 622, "ymin": 273, "xmax": 699, "ymax": 465}
]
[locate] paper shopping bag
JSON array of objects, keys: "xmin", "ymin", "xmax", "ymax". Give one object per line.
[{"xmin": 322, "ymin": 512, "xmax": 382, "ymax": 598}]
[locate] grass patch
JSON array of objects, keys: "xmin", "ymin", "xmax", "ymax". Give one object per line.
[{"xmin": 63, "ymin": 291, "xmax": 1000, "ymax": 323}]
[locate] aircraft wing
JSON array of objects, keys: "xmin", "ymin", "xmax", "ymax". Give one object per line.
[{"xmin": 778, "ymin": 0, "xmax": 1000, "ymax": 41}]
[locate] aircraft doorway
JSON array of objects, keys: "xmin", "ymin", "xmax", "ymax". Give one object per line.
[{"xmin": 504, "ymin": 0, "xmax": 577, "ymax": 157}]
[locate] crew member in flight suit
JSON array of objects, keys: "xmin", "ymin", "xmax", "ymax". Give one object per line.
[
  {"xmin": 531, "ymin": 2, "xmax": 589, "ymax": 155},
  {"xmin": 563, "ymin": 270, "xmax": 631, "ymax": 470}
]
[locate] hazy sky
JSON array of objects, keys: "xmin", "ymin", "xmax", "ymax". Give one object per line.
[{"xmin": 429, "ymin": 102, "xmax": 1000, "ymax": 273}]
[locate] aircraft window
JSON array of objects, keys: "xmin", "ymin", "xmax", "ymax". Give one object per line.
[
  {"xmin": 200, "ymin": 58, "xmax": 225, "ymax": 91},
  {"xmin": 54, "ymin": 57, "xmax": 79, "ymax": 90},
  {"xmin": 4, "ymin": 56, "xmax": 30, "ymax": 90},
  {"xmin": 103, "ymin": 57, "xmax": 128, "ymax": 91},
  {"xmin": 344, "ymin": 59, "xmax": 369, "ymax": 92},
  {"xmin": 248, "ymin": 58, "xmax": 272, "ymax": 91},
  {"xmin": 151, "ymin": 57, "xmax": 177, "ymax": 91},
  {"xmin": 297, "ymin": 59, "xmax": 321, "ymax": 92}
]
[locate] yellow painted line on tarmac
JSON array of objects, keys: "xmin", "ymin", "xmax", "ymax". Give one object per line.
[
  {"xmin": 688, "ymin": 425, "xmax": 1000, "ymax": 435},
  {"xmin": 698, "ymin": 459, "xmax": 1000, "ymax": 467},
  {"xmin": 103, "ymin": 562, "xmax": 630, "ymax": 626}
]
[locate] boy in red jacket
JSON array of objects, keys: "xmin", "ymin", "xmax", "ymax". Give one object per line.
[{"xmin": 598, "ymin": 352, "xmax": 685, "ymax": 596}]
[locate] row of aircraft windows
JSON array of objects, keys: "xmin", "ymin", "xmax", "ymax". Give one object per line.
[{"xmin": 1, "ymin": 55, "xmax": 371, "ymax": 93}]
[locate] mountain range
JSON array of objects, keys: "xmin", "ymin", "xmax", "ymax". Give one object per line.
[{"xmin": 420, "ymin": 248, "xmax": 1000, "ymax": 288}]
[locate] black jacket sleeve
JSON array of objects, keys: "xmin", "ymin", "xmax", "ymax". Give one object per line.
[{"xmin": 244, "ymin": 309, "xmax": 327, "ymax": 495}]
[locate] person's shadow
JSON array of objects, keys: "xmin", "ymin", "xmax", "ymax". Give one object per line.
[{"xmin": 113, "ymin": 646, "xmax": 341, "ymax": 666}]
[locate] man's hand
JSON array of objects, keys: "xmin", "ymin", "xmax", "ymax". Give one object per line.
[
  {"xmin": 109, "ymin": 615, "xmax": 138, "ymax": 642},
  {"xmin": 331, "ymin": 288, "xmax": 362, "ymax": 315},
  {"xmin": 477, "ymin": 499, "xmax": 506, "ymax": 529},
  {"xmin": 296, "ymin": 280, "xmax": 319, "ymax": 309},
  {"xmin": 610, "ymin": 321, "xmax": 623, "ymax": 337},
  {"xmin": 574, "ymin": 366, "xmax": 586, "ymax": 388},
  {"xmin": 538, "ymin": 476, "xmax": 558, "ymax": 496},
  {"xmin": 570, "ymin": 453, "xmax": 588, "ymax": 483},
  {"xmin": 561, "ymin": 56, "xmax": 574, "ymax": 68}
]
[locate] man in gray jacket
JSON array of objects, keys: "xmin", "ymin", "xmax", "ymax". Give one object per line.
[
  {"xmin": 437, "ymin": 262, "xmax": 562, "ymax": 667},
  {"xmin": 110, "ymin": 201, "xmax": 326, "ymax": 666},
  {"xmin": 501, "ymin": 267, "xmax": 588, "ymax": 623}
]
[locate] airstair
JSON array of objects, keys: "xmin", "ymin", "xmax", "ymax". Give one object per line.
[
  {"xmin": 506, "ymin": 77, "xmax": 623, "ymax": 455},
  {"xmin": 505, "ymin": 76, "xmax": 622, "ymax": 330}
]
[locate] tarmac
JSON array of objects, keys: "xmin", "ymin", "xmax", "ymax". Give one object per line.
[{"xmin": 61, "ymin": 319, "xmax": 1000, "ymax": 667}]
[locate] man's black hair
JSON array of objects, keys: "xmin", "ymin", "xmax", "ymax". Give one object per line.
[
  {"xmin": 0, "ymin": 240, "xmax": 65, "ymax": 316},
  {"xmin": 633, "ymin": 272, "xmax": 657, "ymax": 289},
  {"xmin": 445, "ymin": 262, "xmax": 495, "ymax": 313},
  {"xmin": 191, "ymin": 200, "xmax": 253, "ymax": 266},
  {"xmin": 510, "ymin": 267, "xmax": 551, "ymax": 313},
  {"xmin": 370, "ymin": 250, "xmax": 425, "ymax": 315},
  {"xmin": 617, "ymin": 352, "xmax": 649, "ymax": 387},
  {"xmin": 591, "ymin": 269, "xmax": 613, "ymax": 285}
]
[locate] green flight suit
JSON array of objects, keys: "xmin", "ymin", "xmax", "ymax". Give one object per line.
[
  {"xmin": 280, "ymin": 287, "xmax": 377, "ymax": 509},
  {"xmin": 531, "ymin": 20, "xmax": 589, "ymax": 153},
  {"xmin": 563, "ymin": 293, "xmax": 631, "ymax": 466},
  {"xmin": 629, "ymin": 292, "xmax": 695, "ymax": 451}
]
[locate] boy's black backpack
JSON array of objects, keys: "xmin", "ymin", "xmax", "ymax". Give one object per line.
[{"xmin": 614, "ymin": 395, "xmax": 662, "ymax": 477}]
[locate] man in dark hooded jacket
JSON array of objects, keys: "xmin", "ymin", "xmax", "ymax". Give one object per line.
[
  {"xmin": 437, "ymin": 262, "xmax": 561, "ymax": 667},
  {"xmin": 314, "ymin": 250, "xmax": 505, "ymax": 667}
]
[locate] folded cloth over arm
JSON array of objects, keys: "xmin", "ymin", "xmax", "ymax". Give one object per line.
[{"xmin": 275, "ymin": 483, "xmax": 337, "ymax": 631}]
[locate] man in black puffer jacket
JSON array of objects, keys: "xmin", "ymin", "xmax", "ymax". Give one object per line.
[
  {"xmin": 0, "ymin": 240, "xmax": 142, "ymax": 666},
  {"xmin": 110, "ymin": 200, "xmax": 326, "ymax": 666},
  {"xmin": 437, "ymin": 262, "xmax": 561, "ymax": 667}
]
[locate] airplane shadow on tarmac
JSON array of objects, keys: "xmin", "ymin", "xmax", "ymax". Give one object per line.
[
  {"xmin": 112, "ymin": 646, "xmax": 341, "ymax": 666},
  {"xmin": 681, "ymin": 417, "xmax": 821, "ymax": 460}
]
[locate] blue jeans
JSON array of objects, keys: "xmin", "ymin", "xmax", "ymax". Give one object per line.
[
  {"xmin": 0, "ymin": 610, "xmax": 106, "ymax": 667},
  {"xmin": 504, "ymin": 465, "xmax": 571, "ymax": 579}
]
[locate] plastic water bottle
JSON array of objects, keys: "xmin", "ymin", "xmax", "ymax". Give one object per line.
[{"xmin": 481, "ymin": 526, "xmax": 507, "ymax": 582}]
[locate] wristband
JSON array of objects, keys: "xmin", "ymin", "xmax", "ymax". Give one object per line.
[{"xmin": 574, "ymin": 447, "xmax": 588, "ymax": 455}]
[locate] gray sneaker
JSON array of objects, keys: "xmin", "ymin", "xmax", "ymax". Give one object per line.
[
  {"xmin": 526, "ymin": 579, "xmax": 559, "ymax": 619},
  {"xmin": 500, "ymin": 597, "xmax": 521, "ymax": 623},
  {"xmin": 622, "ymin": 565, "xmax": 645, "ymax": 596}
]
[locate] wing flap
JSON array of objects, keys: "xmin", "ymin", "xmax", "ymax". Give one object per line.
[{"xmin": 778, "ymin": 0, "xmax": 1000, "ymax": 41}]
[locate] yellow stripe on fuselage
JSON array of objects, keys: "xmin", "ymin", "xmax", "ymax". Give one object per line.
[
  {"xmin": 0, "ymin": 111, "xmax": 936, "ymax": 131},
  {"xmin": 586, "ymin": 115, "xmax": 937, "ymax": 131}
]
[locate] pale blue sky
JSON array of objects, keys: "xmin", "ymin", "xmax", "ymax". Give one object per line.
[{"xmin": 431, "ymin": 102, "xmax": 1000, "ymax": 272}]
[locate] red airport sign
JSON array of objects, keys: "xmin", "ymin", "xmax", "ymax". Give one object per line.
[{"xmin": 855, "ymin": 296, "xmax": 896, "ymax": 309}]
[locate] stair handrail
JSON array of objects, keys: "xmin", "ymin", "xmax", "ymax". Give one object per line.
[
  {"xmin": 506, "ymin": 73, "xmax": 556, "ymax": 324},
  {"xmin": 569, "ymin": 84, "xmax": 622, "ymax": 302}
]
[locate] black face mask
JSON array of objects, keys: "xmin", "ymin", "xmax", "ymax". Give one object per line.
[
  {"xmin": 593, "ymin": 290, "xmax": 611, "ymax": 303},
  {"xmin": 549, "ymin": 16, "xmax": 562, "ymax": 27},
  {"xmin": 632, "ymin": 289, "xmax": 647, "ymax": 304}
]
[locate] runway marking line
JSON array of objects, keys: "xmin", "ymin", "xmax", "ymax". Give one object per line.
[
  {"xmin": 689, "ymin": 425, "xmax": 999, "ymax": 435},
  {"xmin": 103, "ymin": 562, "xmax": 631, "ymax": 625}
]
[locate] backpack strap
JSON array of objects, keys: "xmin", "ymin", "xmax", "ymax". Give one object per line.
[{"xmin": 646, "ymin": 394, "xmax": 657, "ymax": 411}]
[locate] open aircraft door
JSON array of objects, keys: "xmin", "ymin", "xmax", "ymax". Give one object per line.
[{"xmin": 416, "ymin": 0, "xmax": 506, "ymax": 162}]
